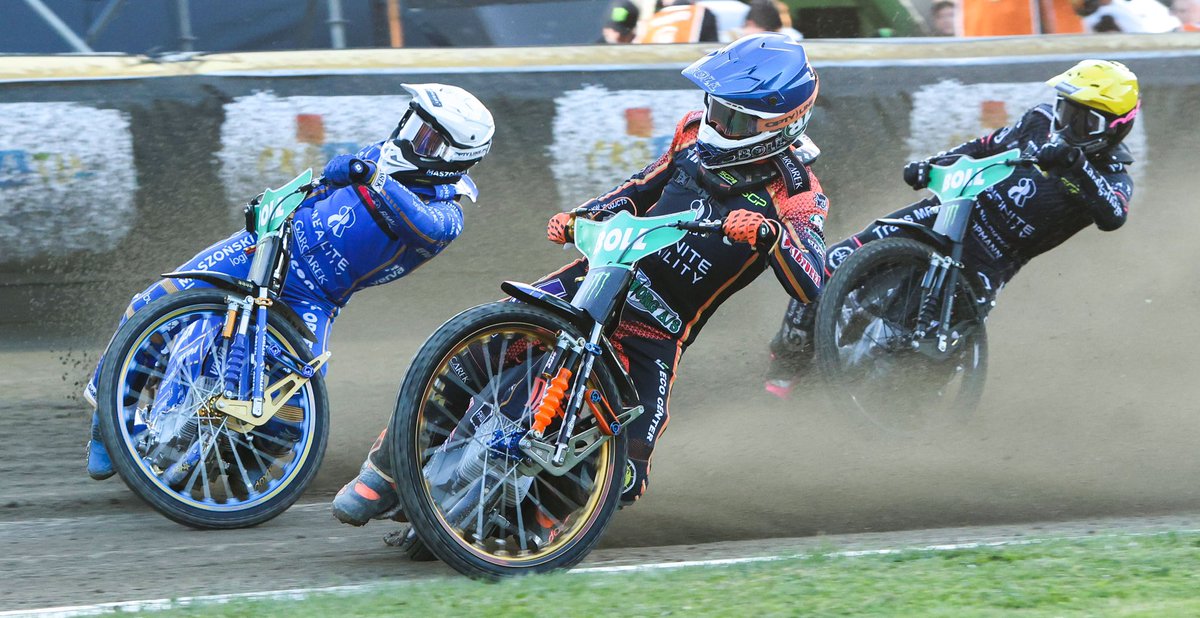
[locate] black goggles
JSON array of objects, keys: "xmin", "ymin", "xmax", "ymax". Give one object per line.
[{"xmin": 1052, "ymin": 97, "xmax": 1107, "ymax": 144}]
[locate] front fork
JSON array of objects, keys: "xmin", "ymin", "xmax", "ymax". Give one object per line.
[{"xmin": 914, "ymin": 250, "xmax": 964, "ymax": 353}]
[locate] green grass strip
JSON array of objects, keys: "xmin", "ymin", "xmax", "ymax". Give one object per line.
[{"xmin": 142, "ymin": 531, "xmax": 1200, "ymax": 617}]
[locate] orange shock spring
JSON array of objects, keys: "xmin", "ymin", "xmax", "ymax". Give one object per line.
[{"xmin": 532, "ymin": 367, "xmax": 572, "ymax": 435}]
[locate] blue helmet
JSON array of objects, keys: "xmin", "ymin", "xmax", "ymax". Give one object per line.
[{"xmin": 682, "ymin": 33, "xmax": 819, "ymax": 168}]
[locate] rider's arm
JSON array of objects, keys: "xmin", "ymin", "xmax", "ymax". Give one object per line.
[
  {"xmin": 941, "ymin": 105, "xmax": 1054, "ymax": 160},
  {"xmin": 763, "ymin": 172, "xmax": 829, "ymax": 304},
  {"xmin": 575, "ymin": 111, "xmax": 703, "ymax": 215},
  {"xmin": 1060, "ymin": 158, "xmax": 1133, "ymax": 231},
  {"xmin": 360, "ymin": 170, "xmax": 465, "ymax": 247}
]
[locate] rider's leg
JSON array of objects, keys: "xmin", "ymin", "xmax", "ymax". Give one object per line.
[
  {"xmin": 85, "ymin": 231, "xmax": 257, "ymax": 480},
  {"xmin": 332, "ymin": 260, "xmax": 592, "ymax": 525},
  {"xmin": 763, "ymin": 199, "xmax": 941, "ymax": 398},
  {"xmin": 606, "ymin": 320, "xmax": 683, "ymax": 507}
]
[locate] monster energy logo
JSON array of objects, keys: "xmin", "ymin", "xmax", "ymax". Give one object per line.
[
  {"xmin": 627, "ymin": 272, "xmax": 682, "ymax": 333},
  {"xmin": 578, "ymin": 270, "xmax": 612, "ymax": 305}
]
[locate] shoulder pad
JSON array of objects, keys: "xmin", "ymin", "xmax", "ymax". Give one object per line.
[
  {"xmin": 792, "ymin": 135, "xmax": 820, "ymax": 164},
  {"xmin": 1101, "ymin": 143, "xmax": 1135, "ymax": 164},
  {"xmin": 671, "ymin": 110, "xmax": 704, "ymax": 153}
]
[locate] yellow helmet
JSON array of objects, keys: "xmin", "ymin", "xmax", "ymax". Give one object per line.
[{"xmin": 1045, "ymin": 59, "xmax": 1140, "ymax": 154}]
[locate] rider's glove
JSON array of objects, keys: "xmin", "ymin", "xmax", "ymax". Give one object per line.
[
  {"xmin": 323, "ymin": 155, "xmax": 377, "ymax": 186},
  {"xmin": 1035, "ymin": 139, "xmax": 1082, "ymax": 173},
  {"xmin": 723, "ymin": 209, "xmax": 778, "ymax": 250},
  {"xmin": 547, "ymin": 212, "xmax": 575, "ymax": 244},
  {"xmin": 903, "ymin": 160, "xmax": 932, "ymax": 190}
]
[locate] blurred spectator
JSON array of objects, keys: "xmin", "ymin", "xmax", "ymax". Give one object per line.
[
  {"xmin": 740, "ymin": 0, "xmax": 804, "ymax": 39},
  {"xmin": 1171, "ymin": 0, "xmax": 1200, "ymax": 29},
  {"xmin": 773, "ymin": 1, "xmax": 806, "ymax": 39},
  {"xmin": 961, "ymin": 0, "xmax": 1086, "ymax": 34},
  {"xmin": 931, "ymin": 0, "xmax": 956, "ymax": 35},
  {"xmin": 637, "ymin": 0, "xmax": 720, "ymax": 43},
  {"xmin": 601, "ymin": 0, "xmax": 640, "ymax": 43},
  {"xmin": 1075, "ymin": 0, "xmax": 1182, "ymax": 31},
  {"xmin": 699, "ymin": 0, "xmax": 751, "ymax": 41}
]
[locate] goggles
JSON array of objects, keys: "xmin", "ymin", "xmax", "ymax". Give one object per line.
[
  {"xmin": 704, "ymin": 95, "xmax": 811, "ymax": 140},
  {"xmin": 389, "ymin": 110, "xmax": 491, "ymax": 163},
  {"xmin": 1052, "ymin": 96, "xmax": 1107, "ymax": 144}
]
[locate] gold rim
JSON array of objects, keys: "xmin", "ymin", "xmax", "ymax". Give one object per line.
[{"xmin": 415, "ymin": 322, "xmax": 614, "ymax": 566}]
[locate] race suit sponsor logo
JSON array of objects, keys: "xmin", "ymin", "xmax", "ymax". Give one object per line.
[
  {"xmin": 0, "ymin": 103, "xmax": 136, "ymax": 262},
  {"xmin": 622, "ymin": 460, "xmax": 637, "ymax": 494},
  {"xmin": 196, "ymin": 235, "xmax": 255, "ymax": 271},
  {"xmin": 550, "ymin": 86, "xmax": 704, "ymax": 209},
  {"xmin": 328, "ymin": 204, "xmax": 356, "ymax": 237},
  {"xmin": 907, "ymin": 81, "xmax": 1145, "ymax": 184},
  {"xmin": 780, "ymin": 233, "xmax": 821, "ymax": 284},
  {"xmin": 659, "ymin": 239, "xmax": 712, "ymax": 284},
  {"xmin": 827, "ymin": 245, "xmax": 854, "ymax": 269},
  {"xmin": 219, "ymin": 92, "xmax": 408, "ymax": 209},
  {"xmin": 644, "ymin": 358, "xmax": 670, "ymax": 443},
  {"xmin": 1006, "ymin": 177, "xmax": 1037, "ymax": 209},
  {"xmin": 742, "ymin": 192, "xmax": 767, "ymax": 208},
  {"xmin": 626, "ymin": 270, "xmax": 683, "ymax": 334},
  {"xmin": 872, "ymin": 205, "xmax": 939, "ymax": 239}
]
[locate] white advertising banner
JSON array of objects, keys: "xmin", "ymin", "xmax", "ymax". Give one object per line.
[
  {"xmin": 0, "ymin": 103, "xmax": 136, "ymax": 262},
  {"xmin": 218, "ymin": 92, "xmax": 408, "ymax": 204},
  {"xmin": 549, "ymin": 85, "xmax": 704, "ymax": 210}
]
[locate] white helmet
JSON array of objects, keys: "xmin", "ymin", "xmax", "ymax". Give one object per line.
[{"xmin": 378, "ymin": 83, "xmax": 495, "ymax": 182}]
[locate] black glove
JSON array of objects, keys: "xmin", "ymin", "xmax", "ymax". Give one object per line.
[
  {"xmin": 1035, "ymin": 140, "xmax": 1081, "ymax": 173},
  {"xmin": 347, "ymin": 158, "xmax": 375, "ymax": 184},
  {"xmin": 903, "ymin": 160, "xmax": 932, "ymax": 190}
]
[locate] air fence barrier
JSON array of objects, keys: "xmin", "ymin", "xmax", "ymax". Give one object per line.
[{"xmin": 0, "ymin": 36, "xmax": 1196, "ymax": 341}]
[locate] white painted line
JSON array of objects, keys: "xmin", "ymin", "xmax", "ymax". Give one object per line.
[{"xmin": 8, "ymin": 527, "xmax": 1199, "ymax": 617}]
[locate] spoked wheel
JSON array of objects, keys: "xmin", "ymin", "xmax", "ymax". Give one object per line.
[
  {"xmin": 392, "ymin": 302, "xmax": 626, "ymax": 579},
  {"xmin": 96, "ymin": 289, "xmax": 329, "ymax": 528},
  {"xmin": 814, "ymin": 238, "xmax": 988, "ymax": 433}
]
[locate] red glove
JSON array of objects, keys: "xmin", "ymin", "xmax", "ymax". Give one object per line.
[
  {"xmin": 547, "ymin": 212, "xmax": 575, "ymax": 244},
  {"xmin": 723, "ymin": 209, "xmax": 777, "ymax": 250}
]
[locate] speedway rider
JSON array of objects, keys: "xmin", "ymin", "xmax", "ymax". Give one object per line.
[
  {"xmin": 333, "ymin": 33, "xmax": 829, "ymax": 526},
  {"xmin": 84, "ymin": 83, "xmax": 495, "ymax": 480},
  {"xmin": 764, "ymin": 59, "xmax": 1139, "ymax": 397}
]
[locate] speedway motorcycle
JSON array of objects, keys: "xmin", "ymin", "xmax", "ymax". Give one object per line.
[
  {"xmin": 813, "ymin": 148, "xmax": 1038, "ymax": 432},
  {"xmin": 94, "ymin": 169, "xmax": 331, "ymax": 529},
  {"xmin": 388, "ymin": 206, "xmax": 727, "ymax": 578}
]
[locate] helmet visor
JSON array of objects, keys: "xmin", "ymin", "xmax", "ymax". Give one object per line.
[{"xmin": 1053, "ymin": 97, "xmax": 1106, "ymax": 145}]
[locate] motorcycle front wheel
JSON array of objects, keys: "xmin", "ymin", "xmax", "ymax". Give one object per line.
[
  {"xmin": 96, "ymin": 289, "xmax": 329, "ymax": 529},
  {"xmin": 814, "ymin": 238, "xmax": 988, "ymax": 433},
  {"xmin": 391, "ymin": 302, "xmax": 627, "ymax": 579}
]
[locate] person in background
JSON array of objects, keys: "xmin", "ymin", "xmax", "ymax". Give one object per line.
[
  {"xmin": 601, "ymin": 0, "xmax": 641, "ymax": 43},
  {"xmin": 741, "ymin": 0, "xmax": 804, "ymax": 40},
  {"xmin": 960, "ymin": 0, "xmax": 1084, "ymax": 34},
  {"xmin": 1074, "ymin": 0, "xmax": 1181, "ymax": 31},
  {"xmin": 1171, "ymin": 0, "xmax": 1200, "ymax": 28},
  {"xmin": 638, "ymin": 0, "xmax": 720, "ymax": 43},
  {"xmin": 931, "ymin": 0, "xmax": 957, "ymax": 35}
]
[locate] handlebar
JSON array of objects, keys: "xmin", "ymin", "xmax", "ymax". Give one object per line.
[{"xmin": 673, "ymin": 218, "xmax": 725, "ymax": 235}]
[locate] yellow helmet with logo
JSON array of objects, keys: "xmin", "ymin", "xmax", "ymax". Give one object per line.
[{"xmin": 1045, "ymin": 59, "xmax": 1140, "ymax": 154}]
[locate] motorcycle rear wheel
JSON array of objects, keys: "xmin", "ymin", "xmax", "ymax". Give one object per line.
[
  {"xmin": 814, "ymin": 238, "xmax": 988, "ymax": 433},
  {"xmin": 391, "ymin": 301, "xmax": 627, "ymax": 579}
]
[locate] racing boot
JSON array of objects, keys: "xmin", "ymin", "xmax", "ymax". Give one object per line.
[
  {"xmin": 764, "ymin": 301, "xmax": 816, "ymax": 399},
  {"xmin": 332, "ymin": 461, "xmax": 405, "ymax": 526},
  {"xmin": 86, "ymin": 412, "xmax": 115, "ymax": 481}
]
